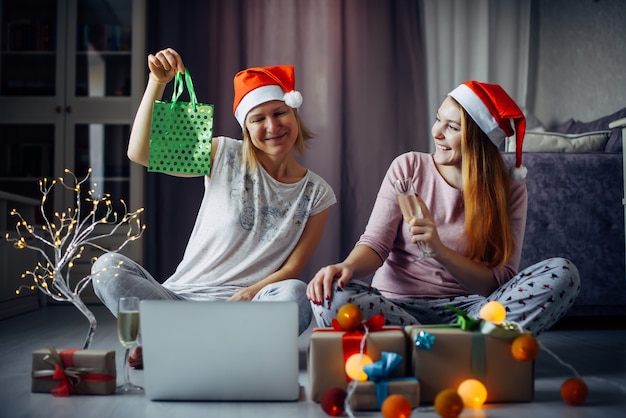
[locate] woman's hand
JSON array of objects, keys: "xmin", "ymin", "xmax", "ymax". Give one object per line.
[
  {"xmin": 409, "ymin": 195, "xmax": 443, "ymax": 256},
  {"xmin": 147, "ymin": 48, "xmax": 185, "ymax": 84},
  {"xmin": 307, "ymin": 245, "xmax": 383, "ymax": 305},
  {"xmin": 227, "ymin": 286, "xmax": 259, "ymax": 302},
  {"xmin": 306, "ymin": 263, "xmax": 354, "ymax": 305}
]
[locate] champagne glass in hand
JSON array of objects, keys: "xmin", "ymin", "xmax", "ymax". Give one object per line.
[
  {"xmin": 116, "ymin": 297, "xmax": 143, "ymax": 393},
  {"xmin": 394, "ymin": 178, "xmax": 435, "ymax": 261}
]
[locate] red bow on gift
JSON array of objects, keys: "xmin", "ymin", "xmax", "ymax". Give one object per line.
[
  {"xmin": 331, "ymin": 313, "xmax": 386, "ymax": 333},
  {"xmin": 45, "ymin": 348, "xmax": 80, "ymax": 397},
  {"xmin": 51, "ymin": 363, "xmax": 73, "ymax": 397},
  {"xmin": 330, "ymin": 314, "xmax": 387, "ymax": 382}
]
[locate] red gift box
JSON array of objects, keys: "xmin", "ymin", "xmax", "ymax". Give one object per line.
[{"xmin": 31, "ymin": 347, "xmax": 116, "ymax": 396}]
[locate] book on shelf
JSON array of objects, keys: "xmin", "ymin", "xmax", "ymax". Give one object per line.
[{"xmin": 4, "ymin": 20, "xmax": 54, "ymax": 51}]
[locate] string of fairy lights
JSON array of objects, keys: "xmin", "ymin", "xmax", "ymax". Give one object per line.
[{"xmin": 320, "ymin": 302, "xmax": 626, "ymax": 418}]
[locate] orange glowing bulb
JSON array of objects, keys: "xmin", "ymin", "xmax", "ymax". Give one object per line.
[
  {"xmin": 561, "ymin": 377, "xmax": 588, "ymax": 406},
  {"xmin": 345, "ymin": 353, "xmax": 373, "ymax": 381},
  {"xmin": 511, "ymin": 334, "xmax": 540, "ymax": 361},
  {"xmin": 457, "ymin": 379, "xmax": 488, "ymax": 408},
  {"xmin": 381, "ymin": 393, "xmax": 413, "ymax": 418},
  {"xmin": 336, "ymin": 303, "xmax": 363, "ymax": 331},
  {"xmin": 434, "ymin": 388, "xmax": 464, "ymax": 418},
  {"xmin": 479, "ymin": 301, "xmax": 506, "ymax": 323}
]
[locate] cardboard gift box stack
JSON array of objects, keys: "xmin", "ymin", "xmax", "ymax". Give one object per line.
[
  {"xmin": 308, "ymin": 315, "xmax": 420, "ymax": 410},
  {"xmin": 307, "ymin": 311, "xmax": 535, "ymax": 410},
  {"xmin": 32, "ymin": 347, "xmax": 116, "ymax": 396}
]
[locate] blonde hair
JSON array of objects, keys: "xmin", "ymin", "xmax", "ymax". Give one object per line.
[
  {"xmin": 241, "ymin": 109, "xmax": 313, "ymax": 173},
  {"xmin": 456, "ymin": 100, "xmax": 515, "ymax": 267}
]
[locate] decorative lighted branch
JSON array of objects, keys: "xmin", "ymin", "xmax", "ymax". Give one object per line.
[{"xmin": 4, "ymin": 169, "xmax": 145, "ymax": 349}]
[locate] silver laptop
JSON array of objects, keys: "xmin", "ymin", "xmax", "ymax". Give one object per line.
[{"xmin": 140, "ymin": 300, "xmax": 301, "ymax": 401}]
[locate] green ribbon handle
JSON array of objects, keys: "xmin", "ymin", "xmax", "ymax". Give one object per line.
[{"xmin": 170, "ymin": 68, "xmax": 198, "ymax": 111}]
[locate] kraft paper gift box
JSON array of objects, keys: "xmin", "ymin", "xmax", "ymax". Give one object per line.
[
  {"xmin": 308, "ymin": 317, "xmax": 409, "ymax": 402},
  {"xmin": 349, "ymin": 378, "xmax": 420, "ymax": 410},
  {"xmin": 32, "ymin": 347, "xmax": 116, "ymax": 396},
  {"xmin": 348, "ymin": 351, "xmax": 420, "ymax": 410},
  {"xmin": 406, "ymin": 324, "xmax": 534, "ymax": 404}
]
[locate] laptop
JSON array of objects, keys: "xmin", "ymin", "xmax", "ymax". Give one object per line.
[{"xmin": 140, "ymin": 300, "xmax": 301, "ymax": 401}]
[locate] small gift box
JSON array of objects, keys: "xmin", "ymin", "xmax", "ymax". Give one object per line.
[
  {"xmin": 32, "ymin": 347, "xmax": 116, "ymax": 396},
  {"xmin": 349, "ymin": 379, "xmax": 420, "ymax": 410},
  {"xmin": 308, "ymin": 315, "xmax": 409, "ymax": 402},
  {"xmin": 348, "ymin": 352, "xmax": 420, "ymax": 410},
  {"xmin": 406, "ymin": 321, "xmax": 534, "ymax": 404}
]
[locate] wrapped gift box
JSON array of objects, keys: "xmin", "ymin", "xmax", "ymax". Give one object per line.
[
  {"xmin": 32, "ymin": 347, "xmax": 116, "ymax": 395},
  {"xmin": 406, "ymin": 326, "xmax": 534, "ymax": 403},
  {"xmin": 349, "ymin": 378, "xmax": 420, "ymax": 410},
  {"xmin": 308, "ymin": 326, "xmax": 408, "ymax": 402}
]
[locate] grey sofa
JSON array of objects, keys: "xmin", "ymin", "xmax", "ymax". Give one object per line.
[{"xmin": 502, "ymin": 118, "xmax": 626, "ymax": 317}]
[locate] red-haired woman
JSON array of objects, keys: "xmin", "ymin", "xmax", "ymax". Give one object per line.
[{"xmin": 307, "ymin": 81, "xmax": 579, "ymax": 335}]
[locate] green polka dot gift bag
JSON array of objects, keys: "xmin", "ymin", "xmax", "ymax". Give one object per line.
[{"xmin": 148, "ymin": 68, "xmax": 214, "ymax": 175}]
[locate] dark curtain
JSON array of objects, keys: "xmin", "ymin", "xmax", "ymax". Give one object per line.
[{"xmin": 142, "ymin": 0, "xmax": 429, "ymax": 283}]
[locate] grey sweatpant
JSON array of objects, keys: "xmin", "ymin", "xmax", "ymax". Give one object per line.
[{"xmin": 91, "ymin": 253, "xmax": 313, "ymax": 335}]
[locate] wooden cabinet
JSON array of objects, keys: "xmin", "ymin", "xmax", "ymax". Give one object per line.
[
  {"xmin": 0, "ymin": 192, "xmax": 41, "ymax": 318},
  {"xmin": 0, "ymin": 0, "xmax": 146, "ymax": 316}
]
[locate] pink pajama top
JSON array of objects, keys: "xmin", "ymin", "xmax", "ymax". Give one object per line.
[{"xmin": 358, "ymin": 152, "xmax": 527, "ymax": 300}]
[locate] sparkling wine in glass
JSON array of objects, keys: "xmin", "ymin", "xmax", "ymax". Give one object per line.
[
  {"xmin": 116, "ymin": 297, "xmax": 143, "ymax": 393},
  {"xmin": 394, "ymin": 178, "xmax": 435, "ymax": 261}
]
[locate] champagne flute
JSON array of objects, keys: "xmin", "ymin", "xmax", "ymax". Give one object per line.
[
  {"xmin": 116, "ymin": 297, "xmax": 143, "ymax": 393},
  {"xmin": 394, "ymin": 178, "xmax": 435, "ymax": 261}
]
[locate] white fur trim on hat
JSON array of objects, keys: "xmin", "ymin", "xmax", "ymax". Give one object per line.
[
  {"xmin": 235, "ymin": 85, "xmax": 286, "ymax": 127},
  {"xmin": 449, "ymin": 84, "xmax": 508, "ymax": 147}
]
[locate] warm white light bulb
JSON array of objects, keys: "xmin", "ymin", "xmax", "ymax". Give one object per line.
[{"xmin": 344, "ymin": 353, "xmax": 373, "ymax": 381}]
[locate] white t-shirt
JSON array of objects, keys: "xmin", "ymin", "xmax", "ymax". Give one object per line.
[{"xmin": 163, "ymin": 136, "xmax": 336, "ymax": 300}]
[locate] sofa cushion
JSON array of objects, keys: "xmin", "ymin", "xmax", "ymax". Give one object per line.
[
  {"xmin": 509, "ymin": 130, "xmax": 611, "ymax": 153},
  {"xmin": 553, "ymin": 106, "xmax": 626, "ymax": 152}
]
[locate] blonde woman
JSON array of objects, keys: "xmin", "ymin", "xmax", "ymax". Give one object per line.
[{"xmin": 93, "ymin": 48, "xmax": 336, "ymax": 367}]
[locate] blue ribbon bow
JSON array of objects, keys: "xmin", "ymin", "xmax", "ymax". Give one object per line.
[
  {"xmin": 363, "ymin": 352, "xmax": 403, "ymax": 408},
  {"xmin": 414, "ymin": 330, "xmax": 435, "ymax": 350}
]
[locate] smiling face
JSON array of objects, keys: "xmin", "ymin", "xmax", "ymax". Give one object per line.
[
  {"xmin": 244, "ymin": 100, "xmax": 298, "ymax": 159},
  {"xmin": 432, "ymin": 96, "xmax": 463, "ymax": 170}
]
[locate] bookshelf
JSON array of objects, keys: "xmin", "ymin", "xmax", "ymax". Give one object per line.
[{"xmin": 0, "ymin": 0, "xmax": 146, "ymax": 316}]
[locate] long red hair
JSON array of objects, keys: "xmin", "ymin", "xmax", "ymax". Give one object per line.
[{"xmin": 456, "ymin": 101, "xmax": 515, "ymax": 267}]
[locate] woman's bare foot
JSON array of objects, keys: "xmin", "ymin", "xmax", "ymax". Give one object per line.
[{"xmin": 129, "ymin": 345, "xmax": 143, "ymax": 369}]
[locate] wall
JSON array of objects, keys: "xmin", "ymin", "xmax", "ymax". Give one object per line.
[{"xmin": 528, "ymin": 0, "xmax": 626, "ymax": 128}]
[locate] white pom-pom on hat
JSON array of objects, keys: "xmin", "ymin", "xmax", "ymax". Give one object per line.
[
  {"xmin": 511, "ymin": 165, "xmax": 527, "ymax": 180},
  {"xmin": 283, "ymin": 90, "xmax": 303, "ymax": 109}
]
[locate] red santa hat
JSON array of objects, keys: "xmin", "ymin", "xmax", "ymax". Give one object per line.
[
  {"xmin": 448, "ymin": 81, "xmax": 527, "ymax": 180},
  {"xmin": 232, "ymin": 65, "xmax": 303, "ymax": 128}
]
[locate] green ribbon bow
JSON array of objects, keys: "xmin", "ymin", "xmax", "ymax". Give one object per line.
[{"xmin": 416, "ymin": 305, "xmax": 523, "ymax": 381}]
